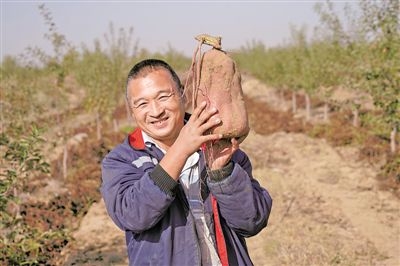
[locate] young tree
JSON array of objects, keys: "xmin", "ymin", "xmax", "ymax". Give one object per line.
[{"xmin": 358, "ymin": 0, "xmax": 400, "ymax": 153}]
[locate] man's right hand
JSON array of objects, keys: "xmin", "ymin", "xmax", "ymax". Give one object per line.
[
  {"xmin": 175, "ymin": 101, "xmax": 222, "ymax": 157},
  {"xmin": 159, "ymin": 101, "xmax": 223, "ymax": 181}
]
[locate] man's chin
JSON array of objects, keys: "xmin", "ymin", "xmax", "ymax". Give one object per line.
[{"xmin": 146, "ymin": 128, "xmax": 174, "ymax": 140}]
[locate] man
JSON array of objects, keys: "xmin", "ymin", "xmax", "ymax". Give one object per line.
[{"xmin": 101, "ymin": 59, "xmax": 272, "ymax": 265}]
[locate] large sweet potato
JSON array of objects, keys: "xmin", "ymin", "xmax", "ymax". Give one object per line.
[{"xmin": 184, "ymin": 36, "xmax": 250, "ymax": 153}]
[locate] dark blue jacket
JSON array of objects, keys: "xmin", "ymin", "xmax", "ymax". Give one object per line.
[{"xmin": 101, "ymin": 128, "xmax": 272, "ymax": 265}]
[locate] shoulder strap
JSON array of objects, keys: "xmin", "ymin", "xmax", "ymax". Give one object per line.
[{"xmin": 211, "ymin": 195, "xmax": 229, "ymax": 266}]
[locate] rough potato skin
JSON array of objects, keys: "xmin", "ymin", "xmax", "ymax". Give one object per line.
[{"xmin": 195, "ymin": 48, "xmax": 250, "ymax": 146}]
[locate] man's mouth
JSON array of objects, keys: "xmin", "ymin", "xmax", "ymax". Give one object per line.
[{"xmin": 151, "ymin": 117, "xmax": 168, "ymax": 125}]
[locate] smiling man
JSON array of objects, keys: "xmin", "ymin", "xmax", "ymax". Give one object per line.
[{"xmin": 101, "ymin": 59, "xmax": 272, "ymax": 266}]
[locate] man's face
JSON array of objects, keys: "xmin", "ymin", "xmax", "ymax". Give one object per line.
[{"xmin": 127, "ymin": 69, "xmax": 185, "ymax": 148}]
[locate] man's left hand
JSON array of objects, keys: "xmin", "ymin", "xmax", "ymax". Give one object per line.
[{"xmin": 205, "ymin": 138, "xmax": 239, "ymax": 170}]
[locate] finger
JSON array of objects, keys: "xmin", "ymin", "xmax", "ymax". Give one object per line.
[
  {"xmin": 231, "ymin": 138, "xmax": 239, "ymax": 152},
  {"xmin": 191, "ymin": 101, "xmax": 207, "ymax": 119},
  {"xmin": 199, "ymin": 117, "xmax": 221, "ymax": 133},
  {"xmin": 197, "ymin": 106, "xmax": 219, "ymax": 126},
  {"xmin": 190, "ymin": 112, "xmax": 219, "ymax": 132},
  {"xmin": 231, "ymin": 138, "xmax": 239, "ymax": 146},
  {"xmin": 201, "ymin": 133, "xmax": 222, "ymax": 144}
]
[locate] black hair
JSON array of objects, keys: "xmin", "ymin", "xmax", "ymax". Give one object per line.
[{"xmin": 125, "ymin": 59, "xmax": 182, "ymax": 106}]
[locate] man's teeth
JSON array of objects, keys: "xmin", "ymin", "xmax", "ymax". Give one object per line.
[{"xmin": 153, "ymin": 118, "xmax": 167, "ymax": 124}]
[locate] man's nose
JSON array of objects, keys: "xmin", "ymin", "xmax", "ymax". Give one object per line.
[{"xmin": 148, "ymin": 100, "xmax": 164, "ymax": 116}]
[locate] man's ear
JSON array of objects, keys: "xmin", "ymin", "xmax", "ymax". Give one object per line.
[
  {"xmin": 180, "ymin": 91, "xmax": 187, "ymax": 104},
  {"xmin": 181, "ymin": 93, "xmax": 192, "ymax": 113},
  {"xmin": 125, "ymin": 98, "xmax": 136, "ymax": 121},
  {"xmin": 180, "ymin": 87, "xmax": 193, "ymax": 113}
]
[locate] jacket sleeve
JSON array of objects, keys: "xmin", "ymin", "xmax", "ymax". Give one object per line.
[
  {"xmin": 100, "ymin": 143, "xmax": 178, "ymax": 233},
  {"xmin": 207, "ymin": 149, "xmax": 272, "ymax": 237}
]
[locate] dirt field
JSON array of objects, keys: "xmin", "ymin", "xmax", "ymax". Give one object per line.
[{"xmin": 59, "ymin": 75, "xmax": 399, "ymax": 266}]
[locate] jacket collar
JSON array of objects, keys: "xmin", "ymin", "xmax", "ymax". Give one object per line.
[
  {"xmin": 128, "ymin": 113, "xmax": 191, "ymax": 151},
  {"xmin": 129, "ymin": 128, "xmax": 146, "ymax": 150}
]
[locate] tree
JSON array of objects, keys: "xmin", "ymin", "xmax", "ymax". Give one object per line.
[{"xmin": 358, "ymin": 0, "xmax": 400, "ymax": 153}]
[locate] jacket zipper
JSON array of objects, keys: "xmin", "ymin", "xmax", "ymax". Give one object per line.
[{"xmin": 177, "ymin": 184, "xmax": 202, "ymax": 265}]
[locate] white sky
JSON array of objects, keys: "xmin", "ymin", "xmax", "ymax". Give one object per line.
[{"xmin": 1, "ymin": 0, "xmax": 351, "ymax": 61}]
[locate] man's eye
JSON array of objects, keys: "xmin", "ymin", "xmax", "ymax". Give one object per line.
[
  {"xmin": 158, "ymin": 94, "xmax": 172, "ymax": 101},
  {"xmin": 159, "ymin": 96, "xmax": 168, "ymax": 101},
  {"xmin": 135, "ymin": 102, "xmax": 148, "ymax": 108}
]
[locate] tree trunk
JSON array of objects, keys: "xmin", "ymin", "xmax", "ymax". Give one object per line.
[
  {"xmin": 305, "ymin": 93, "xmax": 311, "ymax": 121},
  {"xmin": 125, "ymin": 100, "xmax": 132, "ymax": 123},
  {"xmin": 390, "ymin": 126, "xmax": 397, "ymax": 154},
  {"xmin": 352, "ymin": 108, "xmax": 360, "ymax": 127},
  {"xmin": 63, "ymin": 144, "xmax": 68, "ymax": 180},
  {"xmin": 280, "ymin": 90, "xmax": 285, "ymax": 108},
  {"xmin": 13, "ymin": 187, "xmax": 21, "ymax": 219},
  {"xmin": 323, "ymin": 102, "xmax": 329, "ymax": 123},
  {"xmin": 292, "ymin": 92, "xmax": 297, "ymax": 114},
  {"xmin": 96, "ymin": 112, "xmax": 102, "ymax": 141},
  {"xmin": 113, "ymin": 119, "xmax": 118, "ymax": 133}
]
